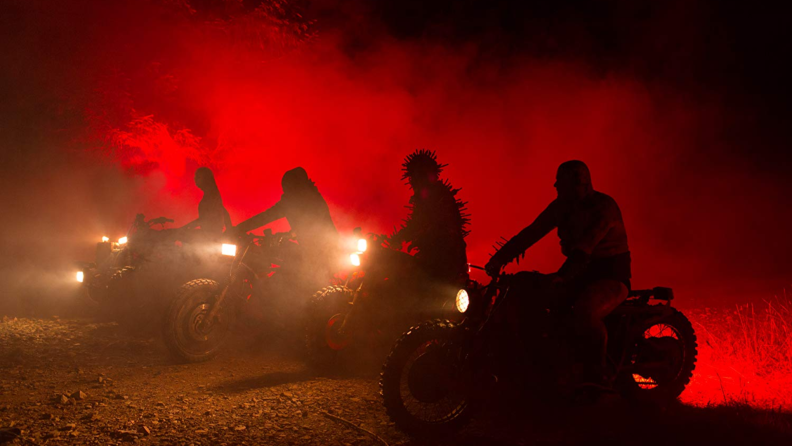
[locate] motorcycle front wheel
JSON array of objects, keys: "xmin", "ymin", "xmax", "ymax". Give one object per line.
[
  {"xmin": 162, "ymin": 279, "xmax": 236, "ymax": 363},
  {"xmin": 304, "ymin": 286, "xmax": 355, "ymax": 372},
  {"xmin": 380, "ymin": 319, "xmax": 476, "ymax": 438}
]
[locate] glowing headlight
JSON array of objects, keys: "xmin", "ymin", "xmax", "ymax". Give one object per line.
[
  {"xmin": 101, "ymin": 236, "xmax": 109, "ymax": 242},
  {"xmin": 76, "ymin": 271, "xmax": 84, "ymax": 283},
  {"xmin": 118, "ymin": 236, "xmax": 128, "ymax": 245},
  {"xmin": 221, "ymin": 244, "xmax": 237, "ymax": 257},
  {"xmin": 455, "ymin": 289, "xmax": 469, "ymax": 313},
  {"xmin": 357, "ymin": 238, "xmax": 367, "ymax": 253},
  {"xmin": 350, "ymin": 253, "xmax": 361, "ymax": 267}
]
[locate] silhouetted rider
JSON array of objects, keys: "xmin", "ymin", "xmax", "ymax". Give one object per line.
[
  {"xmin": 485, "ymin": 160, "xmax": 630, "ymax": 387},
  {"xmin": 179, "ymin": 167, "xmax": 232, "ymax": 243},
  {"xmin": 390, "ymin": 149, "xmax": 469, "ymax": 285},
  {"xmin": 234, "ymin": 167, "xmax": 339, "ymax": 280}
]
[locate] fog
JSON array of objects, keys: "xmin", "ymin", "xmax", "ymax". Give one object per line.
[{"xmin": 1, "ymin": 0, "xmax": 790, "ymax": 315}]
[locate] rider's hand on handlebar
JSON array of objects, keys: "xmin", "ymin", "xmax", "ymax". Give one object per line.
[
  {"xmin": 377, "ymin": 233, "xmax": 392, "ymax": 247},
  {"xmin": 484, "ymin": 258, "xmax": 502, "ymax": 277}
]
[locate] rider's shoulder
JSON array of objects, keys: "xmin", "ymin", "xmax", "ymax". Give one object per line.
[
  {"xmin": 587, "ymin": 191, "xmax": 619, "ymax": 209},
  {"xmin": 592, "ymin": 190, "xmax": 615, "ymax": 201},
  {"xmin": 590, "ymin": 191, "xmax": 622, "ymax": 212}
]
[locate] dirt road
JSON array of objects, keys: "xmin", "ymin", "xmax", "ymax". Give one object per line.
[
  {"xmin": 0, "ymin": 317, "xmax": 408, "ymax": 445},
  {"xmin": 2, "ymin": 317, "xmax": 792, "ymax": 446}
]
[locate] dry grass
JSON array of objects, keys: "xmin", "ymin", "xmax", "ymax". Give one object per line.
[{"xmin": 683, "ymin": 290, "xmax": 792, "ymax": 409}]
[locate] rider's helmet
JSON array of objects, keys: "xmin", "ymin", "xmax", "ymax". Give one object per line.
[
  {"xmin": 402, "ymin": 149, "xmax": 447, "ymax": 187},
  {"xmin": 281, "ymin": 167, "xmax": 316, "ymax": 195},
  {"xmin": 555, "ymin": 160, "xmax": 593, "ymax": 201},
  {"xmin": 195, "ymin": 167, "xmax": 220, "ymax": 194}
]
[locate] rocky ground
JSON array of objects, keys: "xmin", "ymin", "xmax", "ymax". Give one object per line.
[
  {"xmin": 0, "ymin": 316, "xmax": 405, "ymax": 445},
  {"xmin": 2, "ymin": 316, "xmax": 792, "ymax": 446}
]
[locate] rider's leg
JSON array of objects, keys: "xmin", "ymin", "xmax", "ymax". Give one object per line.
[{"xmin": 571, "ymin": 279, "xmax": 628, "ymax": 384}]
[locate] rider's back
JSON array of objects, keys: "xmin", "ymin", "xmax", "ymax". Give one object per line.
[
  {"xmin": 553, "ymin": 191, "xmax": 628, "ymax": 259},
  {"xmin": 408, "ymin": 180, "xmax": 468, "ymax": 283}
]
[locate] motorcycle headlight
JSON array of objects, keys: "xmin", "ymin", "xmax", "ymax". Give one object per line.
[
  {"xmin": 350, "ymin": 253, "xmax": 361, "ymax": 267},
  {"xmin": 455, "ymin": 289, "xmax": 469, "ymax": 313},
  {"xmin": 101, "ymin": 236, "xmax": 109, "ymax": 243},
  {"xmin": 76, "ymin": 271, "xmax": 84, "ymax": 283},
  {"xmin": 118, "ymin": 236, "xmax": 128, "ymax": 245},
  {"xmin": 357, "ymin": 238, "xmax": 367, "ymax": 253},
  {"xmin": 221, "ymin": 244, "xmax": 237, "ymax": 257}
]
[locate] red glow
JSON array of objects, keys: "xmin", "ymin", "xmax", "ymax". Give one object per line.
[
  {"xmin": 80, "ymin": 31, "xmax": 678, "ymax": 281},
  {"xmin": 67, "ymin": 7, "xmax": 791, "ymax": 312},
  {"xmin": 8, "ymin": 1, "xmax": 789, "ymax": 409},
  {"xmin": 681, "ymin": 301, "xmax": 792, "ymax": 410},
  {"xmin": 45, "ymin": 1, "xmax": 786, "ymax": 314}
]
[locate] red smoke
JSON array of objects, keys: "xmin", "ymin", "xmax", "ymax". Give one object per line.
[{"xmin": 2, "ymin": 0, "xmax": 790, "ymax": 310}]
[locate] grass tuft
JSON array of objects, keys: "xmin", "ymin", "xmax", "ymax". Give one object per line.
[{"xmin": 684, "ymin": 290, "xmax": 792, "ymax": 410}]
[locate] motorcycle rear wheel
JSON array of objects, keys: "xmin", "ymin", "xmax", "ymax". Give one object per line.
[
  {"xmin": 163, "ymin": 279, "xmax": 236, "ymax": 363},
  {"xmin": 380, "ymin": 319, "xmax": 476, "ymax": 438},
  {"xmin": 616, "ymin": 309, "xmax": 698, "ymax": 404}
]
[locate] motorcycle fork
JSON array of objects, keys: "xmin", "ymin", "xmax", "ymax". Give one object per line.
[
  {"xmin": 337, "ymin": 280, "xmax": 365, "ymax": 336},
  {"xmin": 458, "ymin": 289, "xmax": 509, "ymax": 391},
  {"xmin": 204, "ymin": 244, "xmax": 253, "ymax": 324}
]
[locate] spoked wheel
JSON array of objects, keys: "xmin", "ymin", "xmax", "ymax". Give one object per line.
[
  {"xmin": 163, "ymin": 279, "xmax": 236, "ymax": 363},
  {"xmin": 617, "ymin": 309, "xmax": 697, "ymax": 403},
  {"xmin": 380, "ymin": 320, "xmax": 476, "ymax": 438},
  {"xmin": 305, "ymin": 286, "xmax": 354, "ymax": 372}
]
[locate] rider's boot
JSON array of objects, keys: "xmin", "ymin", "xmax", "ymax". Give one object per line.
[{"xmin": 571, "ymin": 363, "xmax": 618, "ymax": 406}]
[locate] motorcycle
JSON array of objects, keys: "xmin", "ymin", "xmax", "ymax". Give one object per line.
[
  {"xmin": 76, "ymin": 214, "xmax": 229, "ymax": 331},
  {"xmin": 162, "ymin": 229, "xmax": 298, "ymax": 363},
  {"xmin": 76, "ymin": 214, "xmax": 176, "ymax": 313},
  {"xmin": 304, "ymin": 229, "xmax": 467, "ymax": 371},
  {"xmin": 379, "ymin": 266, "xmax": 698, "ymax": 437}
]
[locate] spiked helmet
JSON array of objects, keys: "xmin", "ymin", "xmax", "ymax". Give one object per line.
[{"xmin": 401, "ymin": 149, "xmax": 448, "ymax": 181}]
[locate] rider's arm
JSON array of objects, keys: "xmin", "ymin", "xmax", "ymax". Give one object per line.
[
  {"xmin": 389, "ymin": 223, "xmax": 413, "ymax": 249},
  {"xmin": 234, "ymin": 200, "xmax": 285, "ymax": 234},
  {"xmin": 180, "ymin": 218, "xmax": 199, "ymax": 230},
  {"xmin": 557, "ymin": 201, "xmax": 615, "ymax": 280},
  {"xmin": 222, "ymin": 207, "xmax": 233, "ymax": 231},
  {"xmin": 491, "ymin": 201, "xmax": 558, "ymax": 267}
]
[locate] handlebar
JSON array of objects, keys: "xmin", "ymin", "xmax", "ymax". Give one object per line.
[
  {"xmin": 148, "ymin": 216, "xmax": 175, "ymax": 226},
  {"xmin": 233, "ymin": 229, "xmax": 294, "ymax": 243}
]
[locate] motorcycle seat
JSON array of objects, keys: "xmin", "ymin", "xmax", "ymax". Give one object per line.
[{"xmin": 627, "ymin": 287, "xmax": 674, "ymax": 302}]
